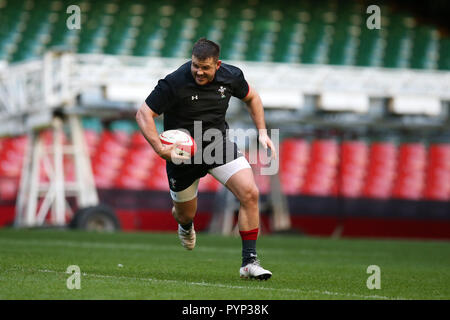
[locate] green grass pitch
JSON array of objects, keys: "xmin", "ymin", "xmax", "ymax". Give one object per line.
[{"xmin": 0, "ymin": 228, "xmax": 449, "ymax": 300}]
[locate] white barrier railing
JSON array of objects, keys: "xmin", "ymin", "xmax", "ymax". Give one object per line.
[{"xmin": 72, "ymin": 54, "xmax": 450, "ymax": 113}]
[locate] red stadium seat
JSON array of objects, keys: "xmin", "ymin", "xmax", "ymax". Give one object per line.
[
  {"xmin": 339, "ymin": 141, "xmax": 369, "ymax": 198},
  {"xmin": 280, "ymin": 138, "xmax": 310, "ymax": 195},
  {"xmin": 144, "ymin": 155, "xmax": 170, "ymax": 191},
  {"xmin": 0, "ymin": 138, "xmax": 26, "ymax": 178},
  {"xmin": 424, "ymin": 144, "xmax": 450, "ymax": 200},
  {"xmin": 362, "ymin": 142, "xmax": 398, "ymax": 199},
  {"xmin": 114, "ymin": 175, "xmax": 146, "ymax": 190},
  {"xmin": 112, "ymin": 130, "xmax": 131, "ymax": 145},
  {"xmin": 301, "ymin": 139, "xmax": 338, "ymax": 196},
  {"xmin": 94, "ymin": 175, "xmax": 115, "ymax": 189},
  {"xmin": 0, "ymin": 178, "xmax": 19, "ymax": 200},
  {"xmin": 95, "ymin": 139, "xmax": 128, "ymax": 158},
  {"xmin": 145, "ymin": 173, "xmax": 170, "ymax": 191},
  {"xmin": 84, "ymin": 130, "xmax": 101, "ymax": 156},
  {"xmin": 114, "ymin": 149, "xmax": 153, "ymax": 189},
  {"xmin": 130, "ymin": 131, "xmax": 149, "ymax": 148},
  {"xmin": 392, "ymin": 143, "xmax": 426, "ymax": 200}
]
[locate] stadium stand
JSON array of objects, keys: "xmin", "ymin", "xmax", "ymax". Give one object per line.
[
  {"xmin": 3, "ymin": 126, "xmax": 447, "ymax": 201},
  {"xmin": 0, "ymin": 0, "xmax": 448, "ymax": 69}
]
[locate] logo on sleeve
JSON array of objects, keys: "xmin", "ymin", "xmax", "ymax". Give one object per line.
[{"xmin": 218, "ymin": 86, "xmax": 226, "ymax": 98}]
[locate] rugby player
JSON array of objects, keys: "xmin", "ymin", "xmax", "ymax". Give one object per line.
[{"xmin": 136, "ymin": 38, "xmax": 276, "ymax": 280}]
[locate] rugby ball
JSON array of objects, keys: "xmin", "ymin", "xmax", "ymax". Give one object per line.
[{"xmin": 159, "ymin": 129, "xmax": 197, "ymax": 157}]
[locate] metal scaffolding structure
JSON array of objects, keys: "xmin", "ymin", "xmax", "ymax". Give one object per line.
[
  {"xmin": 0, "ymin": 51, "xmax": 101, "ymax": 228},
  {"xmin": 14, "ymin": 115, "xmax": 99, "ymax": 227}
]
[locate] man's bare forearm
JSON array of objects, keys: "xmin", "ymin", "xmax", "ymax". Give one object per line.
[
  {"xmin": 136, "ymin": 104, "xmax": 163, "ymax": 154},
  {"xmin": 244, "ymin": 90, "xmax": 267, "ymax": 133}
]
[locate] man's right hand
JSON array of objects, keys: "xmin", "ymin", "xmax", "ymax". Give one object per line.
[{"xmin": 157, "ymin": 141, "xmax": 191, "ymax": 164}]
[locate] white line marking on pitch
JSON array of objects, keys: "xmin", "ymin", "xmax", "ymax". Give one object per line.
[
  {"xmin": 35, "ymin": 268, "xmax": 404, "ymax": 300},
  {"xmin": 0, "ymin": 239, "xmax": 409, "ymax": 299}
]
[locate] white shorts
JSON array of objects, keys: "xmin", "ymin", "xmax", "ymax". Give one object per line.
[{"xmin": 169, "ymin": 156, "xmax": 251, "ymax": 202}]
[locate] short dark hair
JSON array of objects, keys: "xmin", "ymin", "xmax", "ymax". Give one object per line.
[{"xmin": 192, "ymin": 38, "xmax": 220, "ymax": 61}]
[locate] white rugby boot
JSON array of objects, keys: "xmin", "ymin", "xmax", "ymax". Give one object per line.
[
  {"xmin": 239, "ymin": 259, "xmax": 272, "ymax": 280},
  {"xmin": 178, "ymin": 224, "xmax": 196, "ymax": 250}
]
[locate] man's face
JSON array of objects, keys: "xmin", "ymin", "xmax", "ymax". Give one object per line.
[{"xmin": 191, "ymin": 55, "xmax": 221, "ymax": 85}]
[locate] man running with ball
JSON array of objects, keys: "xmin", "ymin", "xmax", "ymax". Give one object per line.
[{"xmin": 136, "ymin": 38, "xmax": 276, "ymax": 280}]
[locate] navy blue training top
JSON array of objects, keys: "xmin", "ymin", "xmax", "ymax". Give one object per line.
[{"xmin": 145, "ymin": 60, "xmax": 250, "ymax": 138}]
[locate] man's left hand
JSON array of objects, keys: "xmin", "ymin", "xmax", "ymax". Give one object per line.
[{"xmin": 258, "ymin": 131, "xmax": 277, "ymax": 160}]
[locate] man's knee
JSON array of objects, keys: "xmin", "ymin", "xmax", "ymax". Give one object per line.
[{"xmin": 239, "ymin": 184, "xmax": 259, "ymax": 207}]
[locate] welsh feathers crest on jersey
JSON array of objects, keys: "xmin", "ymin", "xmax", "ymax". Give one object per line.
[{"xmin": 218, "ymin": 86, "xmax": 226, "ymax": 98}]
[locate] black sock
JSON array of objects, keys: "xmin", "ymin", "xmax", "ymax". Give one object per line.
[
  {"xmin": 180, "ymin": 221, "xmax": 193, "ymax": 231},
  {"xmin": 240, "ymin": 228, "xmax": 259, "ymax": 267},
  {"xmin": 241, "ymin": 239, "xmax": 257, "ymax": 267}
]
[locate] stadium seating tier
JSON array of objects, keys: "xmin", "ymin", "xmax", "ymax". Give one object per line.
[{"xmin": 0, "ymin": 0, "xmax": 447, "ymax": 70}]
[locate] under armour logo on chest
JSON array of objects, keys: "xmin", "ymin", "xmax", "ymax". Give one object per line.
[{"xmin": 191, "ymin": 95, "xmax": 198, "ymax": 100}]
